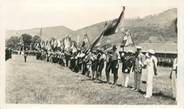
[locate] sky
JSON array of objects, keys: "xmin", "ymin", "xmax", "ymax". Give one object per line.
[{"xmin": 2, "ymin": 0, "xmax": 177, "ymax": 30}]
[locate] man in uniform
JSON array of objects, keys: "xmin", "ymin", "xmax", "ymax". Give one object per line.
[
  {"xmin": 121, "ymin": 50, "xmax": 135, "ymax": 88},
  {"xmin": 132, "ymin": 46, "xmax": 145, "ymax": 91}
]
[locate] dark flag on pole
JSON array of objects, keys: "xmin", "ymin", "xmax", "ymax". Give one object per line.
[
  {"xmin": 87, "ymin": 6, "xmax": 126, "ymax": 52},
  {"xmin": 88, "ymin": 23, "xmax": 113, "ymax": 52},
  {"xmin": 104, "ymin": 6, "xmax": 126, "ymax": 35}
]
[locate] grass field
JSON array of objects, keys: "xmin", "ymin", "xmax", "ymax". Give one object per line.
[{"xmin": 6, "ymin": 55, "xmax": 176, "ymax": 104}]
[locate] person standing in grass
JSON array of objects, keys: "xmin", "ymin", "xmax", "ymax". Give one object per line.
[
  {"xmin": 24, "ymin": 48, "xmax": 28, "ymax": 63},
  {"xmin": 170, "ymin": 56, "xmax": 177, "ymax": 100},
  {"xmin": 96, "ymin": 50, "xmax": 106, "ymax": 80},
  {"xmin": 143, "ymin": 49, "xmax": 158, "ymax": 98},
  {"xmin": 109, "ymin": 45, "xmax": 119, "ymax": 85},
  {"xmin": 105, "ymin": 51, "xmax": 111, "ymax": 84},
  {"xmin": 91, "ymin": 50, "xmax": 98, "ymax": 80},
  {"xmin": 132, "ymin": 46, "xmax": 145, "ymax": 92},
  {"xmin": 121, "ymin": 50, "xmax": 135, "ymax": 88}
]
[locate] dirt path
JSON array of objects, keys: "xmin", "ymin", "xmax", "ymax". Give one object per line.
[{"xmin": 6, "ymin": 55, "xmax": 176, "ymax": 104}]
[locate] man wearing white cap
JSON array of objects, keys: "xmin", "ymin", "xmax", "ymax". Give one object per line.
[
  {"xmin": 144, "ymin": 49, "xmax": 158, "ymax": 98},
  {"xmin": 132, "ymin": 46, "xmax": 145, "ymax": 91}
]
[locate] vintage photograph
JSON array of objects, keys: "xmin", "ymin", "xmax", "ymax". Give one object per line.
[{"xmin": 5, "ymin": 0, "xmax": 177, "ymax": 105}]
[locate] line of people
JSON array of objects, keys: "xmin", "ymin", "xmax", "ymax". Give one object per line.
[{"xmin": 33, "ymin": 45, "xmax": 161, "ymax": 98}]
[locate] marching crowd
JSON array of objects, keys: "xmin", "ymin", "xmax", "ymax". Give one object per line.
[{"xmin": 21, "ymin": 43, "xmax": 177, "ymax": 99}]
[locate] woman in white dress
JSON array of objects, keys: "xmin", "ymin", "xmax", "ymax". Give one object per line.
[{"xmin": 144, "ymin": 49, "xmax": 158, "ymax": 98}]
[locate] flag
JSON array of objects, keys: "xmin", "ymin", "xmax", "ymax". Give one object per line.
[
  {"xmin": 45, "ymin": 40, "xmax": 50, "ymax": 51},
  {"xmin": 57, "ymin": 40, "xmax": 61, "ymax": 47},
  {"xmin": 63, "ymin": 35, "xmax": 72, "ymax": 51},
  {"xmin": 71, "ymin": 41, "xmax": 77, "ymax": 53},
  {"xmin": 50, "ymin": 40, "xmax": 54, "ymax": 47},
  {"xmin": 53, "ymin": 40, "xmax": 58, "ymax": 48},
  {"xmin": 81, "ymin": 33, "xmax": 90, "ymax": 48},
  {"xmin": 88, "ymin": 6, "xmax": 126, "ymax": 52},
  {"xmin": 77, "ymin": 35, "xmax": 80, "ymax": 45},
  {"xmin": 125, "ymin": 31, "xmax": 134, "ymax": 47},
  {"xmin": 40, "ymin": 41, "xmax": 45, "ymax": 48},
  {"xmin": 115, "ymin": 6, "xmax": 126, "ymax": 33},
  {"xmin": 103, "ymin": 6, "xmax": 126, "ymax": 36},
  {"xmin": 88, "ymin": 24, "xmax": 111, "ymax": 52},
  {"xmin": 121, "ymin": 30, "xmax": 134, "ymax": 47}
]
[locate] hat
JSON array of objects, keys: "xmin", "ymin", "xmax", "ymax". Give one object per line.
[
  {"xmin": 128, "ymin": 50, "xmax": 134, "ymax": 53},
  {"xmin": 136, "ymin": 46, "xmax": 142, "ymax": 50},
  {"xmin": 148, "ymin": 49, "xmax": 155, "ymax": 54}
]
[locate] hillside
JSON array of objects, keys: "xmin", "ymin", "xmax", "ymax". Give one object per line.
[
  {"xmin": 70, "ymin": 22, "xmax": 107, "ymax": 42},
  {"xmin": 6, "ymin": 26, "xmax": 73, "ymax": 41},
  {"xmin": 124, "ymin": 8, "xmax": 177, "ymax": 43},
  {"xmin": 72, "ymin": 8, "xmax": 177, "ymax": 45},
  {"xmin": 6, "ymin": 8, "xmax": 177, "ymax": 45}
]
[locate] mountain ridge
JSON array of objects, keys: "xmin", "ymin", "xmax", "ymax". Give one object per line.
[{"xmin": 6, "ymin": 8, "xmax": 177, "ymax": 45}]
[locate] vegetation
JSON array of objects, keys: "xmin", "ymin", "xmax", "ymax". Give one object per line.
[
  {"xmin": 6, "ymin": 55, "xmax": 176, "ymax": 104},
  {"xmin": 6, "ymin": 34, "xmax": 41, "ymax": 50},
  {"xmin": 5, "ymin": 36, "xmax": 20, "ymax": 50}
]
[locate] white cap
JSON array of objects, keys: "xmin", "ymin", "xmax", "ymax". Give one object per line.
[
  {"xmin": 136, "ymin": 46, "xmax": 142, "ymax": 50},
  {"xmin": 128, "ymin": 50, "xmax": 134, "ymax": 53},
  {"xmin": 148, "ymin": 49, "xmax": 155, "ymax": 54}
]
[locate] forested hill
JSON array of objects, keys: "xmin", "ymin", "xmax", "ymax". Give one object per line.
[
  {"xmin": 6, "ymin": 8, "xmax": 177, "ymax": 45},
  {"xmin": 71, "ymin": 8, "xmax": 177, "ymax": 45}
]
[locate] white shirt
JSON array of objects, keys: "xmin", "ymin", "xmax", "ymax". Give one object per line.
[{"xmin": 144, "ymin": 55, "xmax": 158, "ymax": 74}]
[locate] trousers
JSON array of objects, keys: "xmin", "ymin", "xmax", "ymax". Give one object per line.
[
  {"xmin": 123, "ymin": 73, "xmax": 129, "ymax": 87},
  {"xmin": 109, "ymin": 60, "xmax": 118, "ymax": 84},
  {"xmin": 134, "ymin": 72, "xmax": 141, "ymax": 90}
]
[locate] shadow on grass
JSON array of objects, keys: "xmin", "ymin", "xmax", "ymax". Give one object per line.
[
  {"xmin": 153, "ymin": 92, "xmax": 175, "ymax": 100},
  {"xmin": 138, "ymin": 90, "xmax": 175, "ymax": 100},
  {"xmin": 72, "ymin": 73, "xmax": 175, "ymax": 101}
]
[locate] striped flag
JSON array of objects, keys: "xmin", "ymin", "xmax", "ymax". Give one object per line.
[{"xmin": 121, "ymin": 30, "xmax": 134, "ymax": 47}]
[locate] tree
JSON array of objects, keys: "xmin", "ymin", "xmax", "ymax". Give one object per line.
[
  {"xmin": 21, "ymin": 33, "xmax": 33, "ymax": 50},
  {"xmin": 32, "ymin": 35, "xmax": 41, "ymax": 44},
  {"xmin": 5, "ymin": 36, "xmax": 20, "ymax": 50}
]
